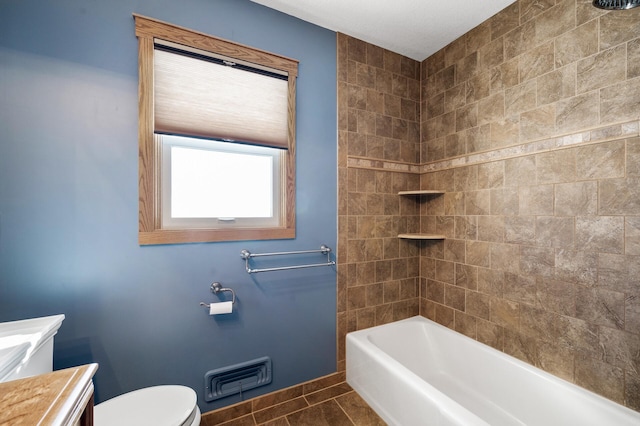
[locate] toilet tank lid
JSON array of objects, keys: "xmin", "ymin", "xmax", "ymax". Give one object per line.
[{"xmin": 94, "ymin": 385, "xmax": 197, "ymax": 426}]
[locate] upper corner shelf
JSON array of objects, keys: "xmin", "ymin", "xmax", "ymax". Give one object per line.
[{"xmin": 398, "ymin": 190, "xmax": 444, "ymax": 196}]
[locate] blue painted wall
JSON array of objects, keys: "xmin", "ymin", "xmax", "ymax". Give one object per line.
[{"xmin": 0, "ymin": 0, "xmax": 337, "ymax": 411}]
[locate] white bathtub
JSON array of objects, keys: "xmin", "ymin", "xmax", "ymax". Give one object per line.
[{"xmin": 346, "ymin": 316, "xmax": 640, "ymax": 426}]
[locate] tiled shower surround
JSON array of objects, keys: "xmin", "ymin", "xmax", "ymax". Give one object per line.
[{"xmin": 338, "ymin": 0, "xmax": 640, "ymax": 414}]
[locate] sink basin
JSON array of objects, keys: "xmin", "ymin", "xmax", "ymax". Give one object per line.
[
  {"xmin": 0, "ymin": 342, "xmax": 30, "ymax": 381},
  {"xmin": 0, "ymin": 314, "xmax": 65, "ymax": 382}
]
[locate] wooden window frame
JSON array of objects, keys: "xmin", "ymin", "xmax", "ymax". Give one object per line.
[{"xmin": 134, "ymin": 15, "xmax": 297, "ymax": 245}]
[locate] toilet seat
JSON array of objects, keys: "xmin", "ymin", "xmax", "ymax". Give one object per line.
[{"xmin": 94, "ymin": 385, "xmax": 200, "ymax": 426}]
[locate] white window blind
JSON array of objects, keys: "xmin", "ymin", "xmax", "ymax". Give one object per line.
[{"xmin": 153, "ymin": 44, "xmax": 290, "ymax": 149}]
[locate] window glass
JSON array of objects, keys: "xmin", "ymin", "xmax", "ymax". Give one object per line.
[{"xmin": 160, "ymin": 135, "xmax": 281, "ymax": 229}]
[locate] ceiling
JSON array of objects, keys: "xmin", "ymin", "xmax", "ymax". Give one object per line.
[{"xmin": 251, "ymin": 0, "xmax": 517, "ymax": 61}]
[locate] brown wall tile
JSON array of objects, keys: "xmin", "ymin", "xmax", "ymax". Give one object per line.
[
  {"xmin": 520, "ymin": 104, "xmax": 555, "ymax": 141},
  {"xmin": 505, "ymin": 80, "xmax": 537, "ymax": 116},
  {"xmin": 444, "ymin": 37, "xmax": 466, "ymax": 68},
  {"xmin": 466, "ymin": 20, "xmax": 492, "ymax": 54},
  {"xmin": 457, "ymin": 52, "xmax": 479, "ymax": 84},
  {"xmin": 537, "ymin": 65, "xmax": 576, "ymax": 106},
  {"xmin": 467, "ymin": 240, "xmax": 492, "ymax": 267},
  {"xmin": 555, "ymin": 20, "xmax": 598, "ymax": 68},
  {"xmin": 537, "ymin": 277, "xmax": 575, "ymax": 316},
  {"xmin": 555, "ymin": 249, "xmax": 598, "ymax": 285},
  {"xmin": 537, "ymin": 341, "xmax": 574, "ymax": 381},
  {"xmin": 576, "ymin": 288, "xmax": 625, "ymax": 329},
  {"xmin": 536, "ymin": 216, "xmax": 574, "ymax": 248},
  {"xmin": 519, "ymin": 185, "xmax": 554, "ymax": 215},
  {"xmin": 478, "ymin": 92, "xmax": 505, "ymax": 125},
  {"xmin": 520, "ymin": 0, "xmax": 555, "ymax": 24},
  {"xmin": 555, "ymin": 92, "xmax": 599, "ymax": 133},
  {"xmin": 505, "ymin": 216, "xmax": 536, "ymax": 244},
  {"xmin": 575, "ymin": 355, "xmax": 625, "ymax": 404},
  {"xmin": 575, "ymin": 216, "xmax": 624, "ymax": 254},
  {"xmin": 626, "ymin": 218, "xmax": 640, "ymax": 255},
  {"xmin": 536, "ymin": 149, "xmax": 576, "ymax": 184},
  {"xmin": 518, "ymin": 41, "xmax": 554, "ymax": 82},
  {"xmin": 600, "ymin": 77, "xmax": 640, "ymax": 124},
  {"xmin": 491, "ymin": 58, "xmax": 520, "ymax": 93},
  {"xmin": 577, "ymin": 0, "xmax": 606, "ymax": 25},
  {"xmin": 576, "ymin": 45, "xmax": 626, "ymax": 94},
  {"xmin": 599, "ymin": 178, "xmax": 640, "ymax": 215},
  {"xmin": 576, "ymin": 140, "xmax": 625, "ymax": 179},
  {"xmin": 600, "ymin": 253, "xmax": 640, "ymax": 295},
  {"xmin": 504, "ymin": 20, "xmax": 536, "ymax": 61},
  {"xmin": 599, "ymin": 7, "xmax": 640, "ymax": 50},
  {"xmin": 490, "ymin": 115, "xmax": 519, "ymax": 147},
  {"xmin": 532, "ymin": 0, "xmax": 575, "ymax": 45},
  {"xmin": 626, "ymin": 138, "xmax": 640, "ymax": 176},
  {"xmin": 555, "ymin": 181, "xmax": 598, "ymax": 216},
  {"xmin": 519, "ymin": 246, "xmax": 554, "ymax": 278},
  {"xmin": 491, "ymin": 297, "xmax": 520, "ymax": 328},
  {"xmin": 492, "ymin": 2, "xmax": 520, "ymax": 40},
  {"xmin": 629, "ymin": 38, "xmax": 640, "ymax": 79},
  {"xmin": 478, "ymin": 215, "xmax": 505, "ymax": 242},
  {"xmin": 478, "ymin": 161, "xmax": 505, "ymax": 189}
]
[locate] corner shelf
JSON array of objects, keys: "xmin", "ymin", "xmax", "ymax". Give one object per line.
[
  {"xmin": 398, "ymin": 190, "xmax": 444, "ymax": 196},
  {"xmin": 398, "ymin": 233, "xmax": 446, "ymax": 240},
  {"xmin": 398, "ymin": 189, "xmax": 446, "ymax": 241}
]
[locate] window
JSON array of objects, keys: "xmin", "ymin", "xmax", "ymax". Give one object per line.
[
  {"xmin": 161, "ymin": 135, "xmax": 281, "ymax": 229},
  {"xmin": 134, "ymin": 15, "xmax": 298, "ymax": 244}
]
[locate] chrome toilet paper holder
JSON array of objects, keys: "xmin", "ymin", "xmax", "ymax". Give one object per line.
[{"xmin": 200, "ymin": 282, "xmax": 236, "ymax": 308}]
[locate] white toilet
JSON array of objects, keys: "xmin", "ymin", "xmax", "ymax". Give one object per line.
[{"xmin": 94, "ymin": 385, "xmax": 201, "ymax": 426}]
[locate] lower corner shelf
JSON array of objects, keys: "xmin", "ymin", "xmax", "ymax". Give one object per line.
[{"xmin": 398, "ymin": 233, "xmax": 446, "ymax": 240}]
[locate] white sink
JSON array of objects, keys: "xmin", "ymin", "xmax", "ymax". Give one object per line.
[{"xmin": 0, "ymin": 314, "xmax": 65, "ymax": 382}]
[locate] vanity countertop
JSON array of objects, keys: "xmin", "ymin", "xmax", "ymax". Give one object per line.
[{"xmin": 0, "ymin": 363, "xmax": 98, "ymax": 426}]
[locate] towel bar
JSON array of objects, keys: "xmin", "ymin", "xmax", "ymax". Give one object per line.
[{"xmin": 240, "ymin": 245, "xmax": 335, "ymax": 274}]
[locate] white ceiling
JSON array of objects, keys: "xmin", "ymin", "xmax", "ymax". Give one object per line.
[{"xmin": 251, "ymin": 0, "xmax": 518, "ymax": 61}]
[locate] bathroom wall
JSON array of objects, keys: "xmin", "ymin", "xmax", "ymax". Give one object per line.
[
  {"xmin": 336, "ymin": 34, "xmax": 423, "ymax": 368},
  {"xmin": 0, "ymin": 0, "xmax": 337, "ymax": 412},
  {"xmin": 419, "ymin": 0, "xmax": 640, "ymax": 411}
]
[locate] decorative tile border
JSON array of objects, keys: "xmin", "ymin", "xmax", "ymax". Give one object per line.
[
  {"xmin": 346, "ymin": 156, "xmax": 422, "ymax": 173},
  {"xmin": 421, "ymin": 120, "xmax": 640, "ymax": 173},
  {"xmin": 347, "ymin": 120, "xmax": 640, "ymax": 174}
]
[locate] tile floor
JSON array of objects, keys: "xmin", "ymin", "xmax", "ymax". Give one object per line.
[{"xmin": 201, "ymin": 372, "xmax": 386, "ymax": 425}]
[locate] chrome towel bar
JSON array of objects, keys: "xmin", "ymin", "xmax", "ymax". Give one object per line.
[{"xmin": 240, "ymin": 245, "xmax": 336, "ymax": 274}]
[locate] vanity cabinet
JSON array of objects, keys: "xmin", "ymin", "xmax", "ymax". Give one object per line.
[{"xmin": 0, "ymin": 363, "xmax": 98, "ymax": 426}]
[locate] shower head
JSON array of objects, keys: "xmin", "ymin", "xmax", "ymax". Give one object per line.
[{"xmin": 593, "ymin": 0, "xmax": 640, "ymax": 9}]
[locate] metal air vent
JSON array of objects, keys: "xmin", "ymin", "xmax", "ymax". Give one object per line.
[{"xmin": 204, "ymin": 356, "xmax": 272, "ymax": 401}]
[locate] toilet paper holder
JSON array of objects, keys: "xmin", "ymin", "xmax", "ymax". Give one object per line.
[{"xmin": 199, "ymin": 282, "xmax": 236, "ymax": 308}]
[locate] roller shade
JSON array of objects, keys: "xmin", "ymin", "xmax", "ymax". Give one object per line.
[{"xmin": 153, "ymin": 45, "xmax": 289, "ymax": 149}]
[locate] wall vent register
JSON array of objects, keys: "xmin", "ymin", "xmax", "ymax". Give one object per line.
[{"xmin": 204, "ymin": 356, "xmax": 272, "ymax": 401}]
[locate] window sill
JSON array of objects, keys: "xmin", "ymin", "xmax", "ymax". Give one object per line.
[{"xmin": 139, "ymin": 227, "xmax": 295, "ymax": 245}]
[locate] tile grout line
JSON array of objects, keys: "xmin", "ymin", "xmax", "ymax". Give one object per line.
[{"xmin": 334, "ymin": 395, "xmax": 359, "ymax": 426}]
